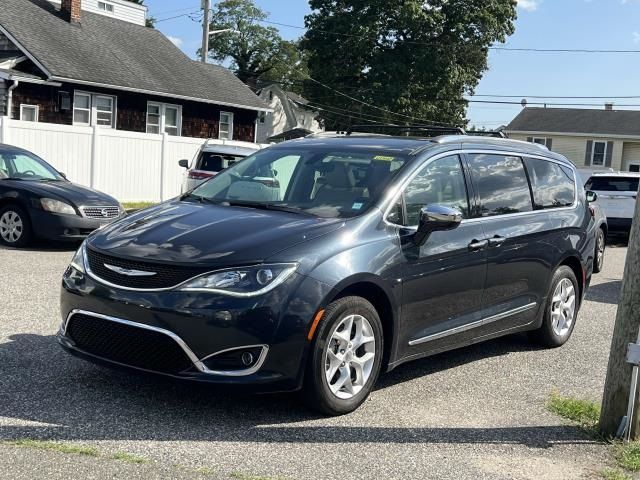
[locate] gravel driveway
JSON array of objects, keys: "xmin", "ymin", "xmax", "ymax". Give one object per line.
[{"xmin": 0, "ymin": 240, "xmax": 628, "ymax": 479}]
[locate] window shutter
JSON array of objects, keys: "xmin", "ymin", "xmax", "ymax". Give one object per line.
[
  {"xmin": 605, "ymin": 141, "xmax": 614, "ymax": 168},
  {"xmin": 585, "ymin": 140, "xmax": 593, "ymax": 166},
  {"xmin": 545, "ymin": 138, "xmax": 553, "ymax": 150},
  {"xmin": 527, "ymin": 137, "xmax": 533, "ymax": 143}
]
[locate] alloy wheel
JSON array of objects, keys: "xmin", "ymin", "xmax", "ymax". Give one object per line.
[
  {"xmin": 550, "ymin": 278, "xmax": 576, "ymax": 337},
  {"xmin": 0, "ymin": 211, "xmax": 23, "ymax": 243},
  {"xmin": 596, "ymin": 231, "xmax": 605, "ymax": 271},
  {"xmin": 324, "ymin": 314, "xmax": 376, "ymax": 400}
]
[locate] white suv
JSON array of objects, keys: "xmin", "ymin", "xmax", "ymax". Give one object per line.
[
  {"xmin": 585, "ymin": 172, "xmax": 640, "ymax": 232},
  {"xmin": 179, "ymin": 140, "xmax": 268, "ymax": 193}
]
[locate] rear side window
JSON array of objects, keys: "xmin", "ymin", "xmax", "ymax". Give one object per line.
[
  {"xmin": 524, "ymin": 158, "xmax": 575, "ymax": 209},
  {"xmin": 585, "ymin": 176, "xmax": 640, "ymax": 192},
  {"xmin": 469, "ymin": 154, "xmax": 533, "ymax": 216}
]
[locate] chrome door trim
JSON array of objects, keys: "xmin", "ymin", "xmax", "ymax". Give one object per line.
[
  {"xmin": 408, "ymin": 302, "xmax": 537, "ymax": 346},
  {"xmin": 62, "ymin": 309, "xmax": 269, "ymax": 377}
]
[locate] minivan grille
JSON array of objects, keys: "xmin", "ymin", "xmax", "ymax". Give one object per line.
[
  {"xmin": 82, "ymin": 206, "xmax": 120, "ymax": 219},
  {"xmin": 66, "ymin": 313, "xmax": 194, "ymax": 374},
  {"xmin": 86, "ymin": 248, "xmax": 210, "ymax": 289}
]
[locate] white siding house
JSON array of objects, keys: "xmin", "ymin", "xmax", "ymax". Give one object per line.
[
  {"xmin": 506, "ymin": 106, "xmax": 640, "ymax": 173},
  {"xmin": 256, "ymin": 85, "xmax": 322, "ymax": 143}
]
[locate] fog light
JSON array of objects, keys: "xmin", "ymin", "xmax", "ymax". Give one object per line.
[{"xmin": 241, "ymin": 351, "xmax": 254, "ymax": 366}]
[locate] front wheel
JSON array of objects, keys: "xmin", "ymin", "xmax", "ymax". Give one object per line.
[
  {"xmin": 302, "ymin": 296, "xmax": 383, "ymax": 416},
  {"xmin": 529, "ymin": 266, "xmax": 579, "ymax": 348},
  {"xmin": 0, "ymin": 205, "xmax": 32, "ymax": 248}
]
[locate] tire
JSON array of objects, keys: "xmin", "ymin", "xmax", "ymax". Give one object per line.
[
  {"xmin": 0, "ymin": 204, "xmax": 32, "ymax": 248},
  {"xmin": 529, "ymin": 265, "xmax": 579, "ymax": 348},
  {"xmin": 593, "ymin": 228, "xmax": 606, "ymax": 274},
  {"xmin": 302, "ymin": 296, "xmax": 384, "ymax": 416}
]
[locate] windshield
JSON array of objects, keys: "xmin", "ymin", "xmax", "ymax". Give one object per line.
[
  {"xmin": 585, "ymin": 176, "xmax": 640, "ymax": 192},
  {"xmin": 189, "ymin": 147, "xmax": 409, "ymax": 218},
  {"xmin": 0, "ymin": 149, "xmax": 62, "ymax": 181},
  {"xmin": 196, "ymin": 152, "xmax": 247, "ymax": 172}
]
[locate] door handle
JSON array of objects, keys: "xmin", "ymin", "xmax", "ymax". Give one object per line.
[
  {"xmin": 468, "ymin": 239, "xmax": 489, "ymax": 251},
  {"xmin": 488, "ymin": 235, "xmax": 506, "ymax": 247}
]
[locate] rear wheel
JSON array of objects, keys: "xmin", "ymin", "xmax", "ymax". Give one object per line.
[
  {"xmin": 302, "ymin": 296, "xmax": 383, "ymax": 416},
  {"xmin": 529, "ymin": 266, "xmax": 579, "ymax": 347},
  {"xmin": 0, "ymin": 205, "xmax": 32, "ymax": 248},
  {"xmin": 593, "ymin": 228, "xmax": 606, "ymax": 273}
]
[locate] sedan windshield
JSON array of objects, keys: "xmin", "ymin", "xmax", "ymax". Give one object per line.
[
  {"xmin": 0, "ymin": 149, "xmax": 62, "ymax": 181},
  {"xmin": 189, "ymin": 147, "xmax": 409, "ymax": 218}
]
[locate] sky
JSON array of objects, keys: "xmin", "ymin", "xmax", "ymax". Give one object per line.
[{"xmin": 144, "ymin": 0, "xmax": 640, "ymax": 129}]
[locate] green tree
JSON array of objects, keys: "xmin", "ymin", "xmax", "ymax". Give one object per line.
[
  {"xmin": 206, "ymin": 0, "xmax": 306, "ymax": 89},
  {"xmin": 301, "ymin": 0, "xmax": 517, "ymax": 129}
]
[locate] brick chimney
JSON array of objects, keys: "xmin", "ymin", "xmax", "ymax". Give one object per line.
[
  {"xmin": 61, "ymin": 0, "xmax": 81, "ymax": 23},
  {"xmin": 605, "ymin": 102, "xmax": 614, "ymax": 111}
]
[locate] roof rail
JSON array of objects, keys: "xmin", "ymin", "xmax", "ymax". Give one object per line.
[
  {"xmin": 466, "ymin": 130, "xmax": 507, "ymax": 138},
  {"xmin": 346, "ymin": 124, "xmax": 466, "ymax": 137}
]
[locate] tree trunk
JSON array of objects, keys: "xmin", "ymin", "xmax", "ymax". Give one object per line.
[{"xmin": 600, "ymin": 193, "xmax": 640, "ymax": 437}]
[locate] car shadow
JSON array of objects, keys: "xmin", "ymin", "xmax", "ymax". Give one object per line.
[
  {"xmin": 585, "ymin": 279, "xmax": 622, "ymax": 305},
  {"xmin": 0, "ymin": 332, "xmax": 595, "ymax": 449},
  {"xmin": 0, "ymin": 239, "xmax": 80, "ymax": 252}
]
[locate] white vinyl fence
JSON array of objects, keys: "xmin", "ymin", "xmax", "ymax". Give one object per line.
[{"xmin": 0, "ymin": 116, "xmax": 205, "ymax": 202}]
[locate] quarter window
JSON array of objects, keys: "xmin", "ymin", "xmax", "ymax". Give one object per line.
[
  {"xmin": 73, "ymin": 92, "xmax": 116, "ymax": 128},
  {"xmin": 20, "ymin": 104, "xmax": 38, "ymax": 122},
  {"xmin": 469, "ymin": 154, "xmax": 533, "ymax": 216},
  {"xmin": 219, "ymin": 112, "xmax": 234, "ymax": 140},
  {"xmin": 401, "ymin": 155, "xmax": 470, "ymax": 226},
  {"xmin": 524, "ymin": 158, "xmax": 575, "ymax": 209},
  {"xmin": 146, "ymin": 103, "xmax": 182, "ymax": 136}
]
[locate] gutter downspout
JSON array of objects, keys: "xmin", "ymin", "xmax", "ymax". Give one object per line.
[{"xmin": 6, "ymin": 79, "xmax": 19, "ymax": 119}]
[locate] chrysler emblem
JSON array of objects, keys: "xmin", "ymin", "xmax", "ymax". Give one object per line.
[{"xmin": 104, "ymin": 264, "xmax": 157, "ymax": 277}]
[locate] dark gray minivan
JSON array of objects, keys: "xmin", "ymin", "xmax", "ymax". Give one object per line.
[{"xmin": 59, "ymin": 134, "xmax": 595, "ymax": 415}]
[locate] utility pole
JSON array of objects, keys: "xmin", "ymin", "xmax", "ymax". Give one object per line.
[
  {"xmin": 600, "ymin": 191, "xmax": 640, "ymax": 437},
  {"xmin": 200, "ymin": 0, "xmax": 211, "ymax": 63}
]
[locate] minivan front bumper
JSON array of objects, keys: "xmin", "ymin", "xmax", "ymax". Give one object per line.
[{"xmin": 58, "ymin": 266, "xmax": 332, "ymax": 392}]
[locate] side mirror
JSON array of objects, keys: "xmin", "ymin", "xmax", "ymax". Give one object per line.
[
  {"xmin": 414, "ymin": 204, "xmax": 463, "ymax": 246},
  {"xmin": 586, "ymin": 190, "xmax": 598, "ymax": 203},
  {"xmin": 58, "ymin": 171, "xmax": 67, "ymax": 179},
  {"xmin": 178, "ymin": 159, "xmax": 189, "ymax": 169}
]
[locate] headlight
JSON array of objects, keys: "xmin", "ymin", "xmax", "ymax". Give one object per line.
[
  {"xmin": 69, "ymin": 240, "xmax": 86, "ymax": 273},
  {"xmin": 178, "ymin": 263, "xmax": 297, "ymax": 297},
  {"xmin": 41, "ymin": 198, "xmax": 77, "ymax": 215}
]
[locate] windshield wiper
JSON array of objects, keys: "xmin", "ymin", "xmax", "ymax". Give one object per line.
[{"xmin": 226, "ymin": 201, "xmax": 311, "ymax": 215}]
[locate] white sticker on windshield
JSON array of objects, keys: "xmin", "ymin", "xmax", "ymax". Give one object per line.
[{"xmin": 352, "ymin": 202, "xmax": 364, "ymax": 210}]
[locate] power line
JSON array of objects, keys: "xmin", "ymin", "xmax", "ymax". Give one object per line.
[{"xmin": 258, "ymin": 19, "xmax": 640, "ymax": 54}]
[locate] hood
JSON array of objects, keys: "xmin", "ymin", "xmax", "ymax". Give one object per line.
[
  {"xmin": 14, "ymin": 180, "xmax": 118, "ymax": 206},
  {"xmin": 88, "ymin": 200, "xmax": 345, "ymax": 265}
]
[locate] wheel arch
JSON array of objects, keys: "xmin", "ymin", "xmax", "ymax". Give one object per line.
[
  {"xmin": 323, "ymin": 274, "xmax": 399, "ymax": 370},
  {"xmin": 557, "ymin": 254, "xmax": 584, "ymax": 300}
]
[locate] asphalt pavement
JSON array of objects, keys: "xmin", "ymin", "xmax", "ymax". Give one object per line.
[{"xmin": 0, "ymin": 238, "xmax": 629, "ymax": 479}]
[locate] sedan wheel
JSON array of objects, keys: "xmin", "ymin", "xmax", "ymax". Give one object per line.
[
  {"xmin": 593, "ymin": 229, "xmax": 605, "ymax": 273},
  {"xmin": 550, "ymin": 278, "xmax": 576, "ymax": 337},
  {"xmin": 0, "ymin": 206, "xmax": 32, "ymax": 247}
]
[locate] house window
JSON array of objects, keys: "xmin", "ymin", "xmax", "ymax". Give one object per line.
[
  {"xmin": 98, "ymin": 1, "xmax": 114, "ymax": 13},
  {"xmin": 259, "ymin": 112, "xmax": 266, "ymax": 124},
  {"xmin": 146, "ymin": 102, "xmax": 182, "ymax": 136},
  {"xmin": 219, "ymin": 112, "xmax": 233, "ymax": 140},
  {"xmin": 527, "ymin": 137, "xmax": 553, "ymax": 149},
  {"xmin": 20, "ymin": 104, "xmax": 39, "ymax": 122},
  {"xmin": 73, "ymin": 91, "xmax": 116, "ymax": 128},
  {"xmin": 591, "ymin": 141, "xmax": 607, "ymax": 166}
]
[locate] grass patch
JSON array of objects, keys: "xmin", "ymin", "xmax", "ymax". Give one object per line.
[
  {"xmin": 6, "ymin": 439, "xmax": 99, "ymax": 457},
  {"xmin": 600, "ymin": 467, "xmax": 632, "ymax": 480},
  {"xmin": 615, "ymin": 441, "xmax": 640, "ymax": 471},
  {"xmin": 121, "ymin": 201, "xmax": 156, "ymax": 210},
  {"xmin": 547, "ymin": 392, "xmax": 600, "ymax": 428},
  {"xmin": 110, "ymin": 452, "xmax": 148, "ymax": 464}
]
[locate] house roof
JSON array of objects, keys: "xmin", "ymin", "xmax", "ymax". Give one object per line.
[
  {"xmin": 506, "ymin": 107, "xmax": 640, "ymax": 137},
  {"xmin": 0, "ymin": 0, "xmax": 269, "ymax": 112},
  {"xmin": 285, "ymin": 91, "xmax": 309, "ymax": 106}
]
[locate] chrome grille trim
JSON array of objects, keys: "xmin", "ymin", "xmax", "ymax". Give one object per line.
[
  {"xmin": 81, "ymin": 206, "xmax": 120, "ymax": 219},
  {"xmin": 62, "ymin": 309, "xmax": 269, "ymax": 376}
]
